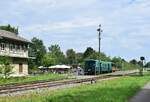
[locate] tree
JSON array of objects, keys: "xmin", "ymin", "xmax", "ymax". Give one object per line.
[
  {"xmin": 48, "ymin": 44, "xmax": 65, "ymax": 64},
  {"xmin": 82, "ymin": 47, "xmax": 111, "ymax": 62},
  {"xmin": 29, "ymin": 37, "xmax": 46, "ymax": 68},
  {"xmin": 66, "ymin": 49, "xmax": 76, "ymax": 65},
  {"xmin": 0, "ymin": 24, "xmax": 18, "ymax": 34},
  {"xmin": 83, "ymin": 47, "xmax": 95, "ymax": 58},
  {"xmin": 86, "ymin": 52, "xmax": 111, "ymax": 61},
  {"xmin": 137, "ymin": 61, "xmax": 143, "ymax": 67},
  {"xmin": 145, "ymin": 62, "xmax": 150, "ymax": 68},
  {"xmin": 0, "ymin": 57, "xmax": 13, "ymax": 79},
  {"xmin": 111, "ymin": 57, "xmax": 123, "ymax": 69},
  {"xmin": 87, "ymin": 52, "xmax": 100, "ymax": 59},
  {"xmin": 76, "ymin": 53, "xmax": 83, "ymax": 64},
  {"xmin": 129, "ymin": 59, "xmax": 137, "ymax": 65},
  {"xmin": 42, "ymin": 53, "xmax": 56, "ymax": 67},
  {"xmin": 98, "ymin": 52, "xmax": 111, "ymax": 61}
]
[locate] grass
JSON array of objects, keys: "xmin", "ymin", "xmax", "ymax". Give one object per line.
[
  {"xmin": 1, "ymin": 74, "xmax": 150, "ymax": 102},
  {"xmin": 0, "ymin": 74, "xmax": 69, "ymax": 85}
]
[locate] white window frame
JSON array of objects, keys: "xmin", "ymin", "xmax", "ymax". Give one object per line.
[{"xmin": 0, "ymin": 43, "xmax": 6, "ymax": 51}]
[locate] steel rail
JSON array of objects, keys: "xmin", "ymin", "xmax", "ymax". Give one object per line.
[{"xmin": 0, "ymin": 71, "xmax": 137, "ymax": 95}]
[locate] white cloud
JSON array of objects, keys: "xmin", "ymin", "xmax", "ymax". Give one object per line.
[
  {"xmin": 0, "ymin": 0, "xmax": 150, "ymax": 60},
  {"xmin": 23, "ymin": 16, "xmax": 103, "ymax": 33}
]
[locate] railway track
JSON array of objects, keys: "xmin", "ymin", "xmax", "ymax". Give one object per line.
[{"xmin": 0, "ymin": 71, "xmax": 138, "ymax": 95}]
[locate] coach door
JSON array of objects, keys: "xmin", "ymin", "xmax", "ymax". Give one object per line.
[{"xmin": 19, "ymin": 63, "xmax": 23, "ymax": 74}]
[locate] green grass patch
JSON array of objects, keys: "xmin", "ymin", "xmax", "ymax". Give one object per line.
[
  {"xmin": 1, "ymin": 75, "xmax": 150, "ymax": 102},
  {"xmin": 0, "ymin": 74, "xmax": 68, "ymax": 85}
]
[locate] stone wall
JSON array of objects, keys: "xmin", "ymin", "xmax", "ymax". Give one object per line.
[{"xmin": 11, "ymin": 58, "xmax": 28, "ymax": 76}]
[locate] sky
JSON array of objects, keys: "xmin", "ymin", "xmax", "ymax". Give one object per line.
[{"xmin": 0, "ymin": 0, "xmax": 150, "ymax": 61}]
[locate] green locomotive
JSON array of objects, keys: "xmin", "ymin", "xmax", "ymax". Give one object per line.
[{"xmin": 84, "ymin": 59, "xmax": 112, "ymax": 75}]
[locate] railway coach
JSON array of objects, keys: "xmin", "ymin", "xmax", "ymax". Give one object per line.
[{"xmin": 84, "ymin": 59, "xmax": 112, "ymax": 75}]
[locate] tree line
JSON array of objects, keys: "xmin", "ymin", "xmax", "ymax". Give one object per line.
[
  {"xmin": 28, "ymin": 37, "xmax": 145, "ymax": 71},
  {"xmin": 0, "ymin": 24, "xmax": 18, "ymax": 35}
]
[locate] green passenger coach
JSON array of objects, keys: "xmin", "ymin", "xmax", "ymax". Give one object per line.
[{"xmin": 84, "ymin": 59, "xmax": 112, "ymax": 75}]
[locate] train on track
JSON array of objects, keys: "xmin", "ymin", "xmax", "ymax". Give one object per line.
[{"xmin": 84, "ymin": 59, "xmax": 114, "ymax": 75}]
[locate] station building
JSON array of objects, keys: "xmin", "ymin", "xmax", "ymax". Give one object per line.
[{"xmin": 0, "ymin": 30, "xmax": 30, "ymax": 76}]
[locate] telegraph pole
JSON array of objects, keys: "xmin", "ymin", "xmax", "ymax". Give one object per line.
[{"xmin": 97, "ymin": 24, "xmax": 103, "ymax": 54}]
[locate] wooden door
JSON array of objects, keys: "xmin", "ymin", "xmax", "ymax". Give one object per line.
[{"xmin": 19, "ymin": 63, "xmax": 23, "ymax": 73}]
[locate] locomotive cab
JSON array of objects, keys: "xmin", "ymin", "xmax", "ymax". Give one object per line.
[
  {"xmin": 84, "ymin": 59, "xmax": 99, "ymax": 75},
  {"xmin": 84, "ymin": 59, "xmax": 112, "ymax": 75}
]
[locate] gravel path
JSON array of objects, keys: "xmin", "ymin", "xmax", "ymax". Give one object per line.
[{"xmin": 129, "ymin": 81, "xmax": 150, "ymax": 102}]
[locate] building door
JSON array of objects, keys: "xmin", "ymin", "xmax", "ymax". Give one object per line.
[{"xmin": 19, "ymin": 63, "xmax": 23, "ymax": 73}]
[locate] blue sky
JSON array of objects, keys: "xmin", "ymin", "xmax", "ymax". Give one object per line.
[{"xmin": 0, "ymin": 0, "xmax": 150, "ymax": 61}]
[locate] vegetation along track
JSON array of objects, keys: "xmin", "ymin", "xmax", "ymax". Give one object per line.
[{"xmin": 0, "ymin": 71, "xmax": 137, "ymax": 95}]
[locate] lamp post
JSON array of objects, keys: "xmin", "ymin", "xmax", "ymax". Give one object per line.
[{"xmin": 97, "ymin": 24, "xmax": 103, "ymax": 54}]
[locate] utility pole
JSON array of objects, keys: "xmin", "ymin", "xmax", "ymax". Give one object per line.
[
  {"xmin": 97, "ymin": 24, "xmax": 103, "ymax": 54},
  {"xmin": 140, "ymin": 56, "xmax": 145, "ymax": 76}
]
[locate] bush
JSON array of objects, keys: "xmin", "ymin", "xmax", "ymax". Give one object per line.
[{"xmin": 0, "ymin": 56, "xmax": 13, "ymax": 79}]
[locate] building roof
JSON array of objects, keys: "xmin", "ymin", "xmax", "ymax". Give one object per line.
[
  {"xmin": 0, "ymin": 30, "xmax": 30, "ymax": 43},
  {"xmin": 49, "ymin": 65, "xmax": 71, "ymax": 69}
]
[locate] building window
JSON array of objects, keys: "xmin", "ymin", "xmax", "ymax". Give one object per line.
[
  {"xmin": 19, "ymin": 63, "xmax": 23, "ymax": 73},
  {"xmin": 20, "ymin": 45, "xmax": 23, "ymax": 51},
  {"xmin": 17, "ymin": 45, "xmax": 20, "ymax": 50},
  {"xmin": 9, "ymin": 44, "xmax": 13, "ymax": 51},
  {"xmin": 15, "ymin": 45, "xmax": 18, "ymax": 52},
  {"xmin": 12, "ymin": 45, "xmax": 16, "ymax": 53},
  {"xmin": 23, "ymin": 45, "xmax": 27, "ymax": 52},
  {"xmin": 0, "ymin": 43, "xmax": 6, "ymax": 51}
]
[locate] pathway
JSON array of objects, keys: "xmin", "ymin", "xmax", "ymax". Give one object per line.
[{"xmin": 129, "ymin": 81, "xmax": 150, "ymax": 102}]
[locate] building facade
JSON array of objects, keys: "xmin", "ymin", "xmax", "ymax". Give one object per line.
[{"xmin": 0, "ymin": 30, "xmax": 29, "ymax": 76}]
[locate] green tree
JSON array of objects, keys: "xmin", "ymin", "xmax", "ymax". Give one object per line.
[
  {"xmin": 66, "ymin": 49, "xmax": 76, "ymax": 65},
  {"xmin": 137, "ymin": 61, "xmax": 143, "ymax": 66},
  {"xmin": 111, "ymin": 57, "xmax": 140, "ymax": 71},
  {"xmin": 29, "ymin": 37, "xmax": 46, "ymax": 68},
  {"xmin": 145, "ymin": 62, "xmax": 150, "ymax": 68},
  {"xmin": 129, "ymin": 59, "xmax": 137, "ymax": 65},
  {"xmin": 87, "ymin": 52, "xmax": 111, "ymax": 61},
  {"xmin": 42, "ymin": 53, "xmax": 56, "ymax": 67},
  {"xmin": 122, "ymin": 62, "xmax": 140, "ymax": 70},
  {"xmin": 111, "ymin": 57, "xmax": 123, "ymax": 69},
  {"xmin": 87, "ymin": 52, "xmax": 100, "ymax": 59},
  {"xmin": 76, "ymin": 53, "xmax": 83, "ymax": 64},
  {"xmin": 83, "ymin": 47, "xmax": 111, "ymax": 61},
  {"xmin": 0, "ymin": 57, "xmax": 13, "ymax": 79},
  {"xmin": 48, "ymin": 44, "xmax": 65, "ymax": 64},
  {"xmin": 99, "ymin": 52, "xmax": 111, "ymax": 61},
  {"xmin": 83, "ymin": 47, "xmax": 95, "ymax": 58},
  {"xmin": 0, "ymin": 24, "xmax": 18, "ymax": 34}
]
